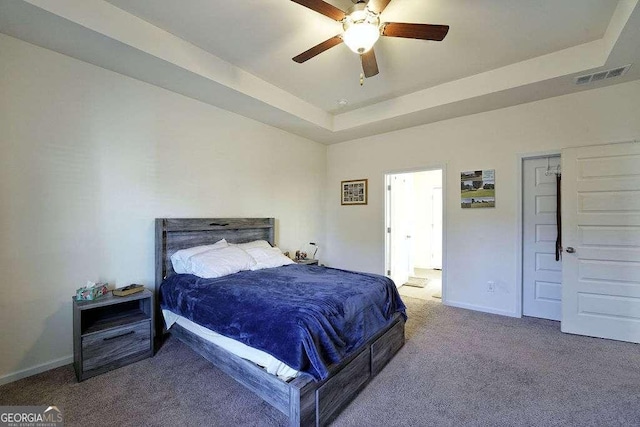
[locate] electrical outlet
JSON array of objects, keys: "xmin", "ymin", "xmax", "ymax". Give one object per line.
[{"xmin": 487, "ymin": 281, "xmax": 495, "ymax": 292}]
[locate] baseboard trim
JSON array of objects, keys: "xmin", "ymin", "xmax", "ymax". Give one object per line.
[
  {"xmin": 444, "ymin": 300, "xmax": 520, "ymax": 318},
  {"xmin": 0, "ymin": 355, "xmax": 72, "ymax": 386}
]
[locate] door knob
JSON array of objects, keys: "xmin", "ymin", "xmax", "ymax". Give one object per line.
[{"xmin": 566, "ymin": 247, "xmax": 576, "ymax": 253}]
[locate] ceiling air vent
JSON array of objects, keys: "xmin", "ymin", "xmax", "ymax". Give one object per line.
[
  {"xmin": 606, "ymin": 66, "xmax": 628, "ymax": 78},
  {"xmin": 575, "ymin": 75, "xmax": 592, "ymax": 85},
  {"xmin": 575, "ymin": 64, "xmax": 632, "ymax": 85}
]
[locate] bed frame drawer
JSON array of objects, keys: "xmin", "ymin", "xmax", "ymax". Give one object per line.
[
  {"xmin": 82, "ymin": 321, "xmax": 151, "ymax": 372},
  {"xmin": 316, "ymin": 349, "xmax": 370, "ymax": 423},
  {"xmin": 371, "ymin": 319, "xmax": 405, "ymax": 376}
]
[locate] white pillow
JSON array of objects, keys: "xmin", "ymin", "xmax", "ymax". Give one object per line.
[
  {"xmin": 170, "ymin": 239, "xmax": 228, "ymax": 274},
  {"xmin": 246, "ymin": 247, "xmax": 295, "ymax": 271},
  {"xmin": 188, "ymin": 246, "xmax": 256, "ymax": 278},
  {"xmin": 231, "ymin": 240, "xmax": 272, "ymax": 250}
]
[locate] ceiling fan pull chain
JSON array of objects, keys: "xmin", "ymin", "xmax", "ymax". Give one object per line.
[{"xmin": 360, "ymin": 72, "xmax": 364, "ymax": 86}]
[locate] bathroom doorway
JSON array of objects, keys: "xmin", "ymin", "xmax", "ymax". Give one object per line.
[{"xmin": 385, "ymin": 169, "xmax": 444, "ymax": 302}]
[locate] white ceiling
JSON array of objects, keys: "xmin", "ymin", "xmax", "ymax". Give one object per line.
[
  {"xmin": 105, "ymin": 0, "xmax": 617, "ymax": 112},
  {"xmin": 1, "ymin": 0, "xmax": 639, "ymax": 144}
]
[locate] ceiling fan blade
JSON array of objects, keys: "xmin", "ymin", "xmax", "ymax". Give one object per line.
[
  {"xmin": 293, "ymin": 35, "xmax": 343, "ymax": 63},
  {"xmin": 367, "ymin": 0, "xmax": 392, "ymax": 14},
  {"xmin": 290, "ymin": 0, "xmax": 346, "ymax": 21},
  {"xmin": 382, "ymin": 23, "xmax": 449, "ymax": 41},
  {"xmin": 361, "ymin": 49, "xmax": 379, "ymax": 78}
]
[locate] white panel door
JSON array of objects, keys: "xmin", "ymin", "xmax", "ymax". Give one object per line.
[
  {"xmin": 389, "ymin": 174, "xmax": 412, "ymax": 287},
  {"xmin": 562, "ymin": 141, "xmax": 640, "ymax": 343},
  {"xmin": 523, "ymin": 157, "xmax": 562, "ymax": 320}
]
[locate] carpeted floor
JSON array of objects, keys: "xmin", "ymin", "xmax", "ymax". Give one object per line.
[{"xmin": 1, "ymin": 298, "xmax": 639, "ymax": 426}]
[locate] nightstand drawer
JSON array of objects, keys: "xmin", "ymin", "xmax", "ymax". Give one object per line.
[{"xmin": 82, "ymin": 321, "xmax": 151, "ymax": 372}]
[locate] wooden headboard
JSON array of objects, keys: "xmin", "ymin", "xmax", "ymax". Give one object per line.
[{"xmin": 154, "ymin": 218, "xmax": 275, "ymax": 336}]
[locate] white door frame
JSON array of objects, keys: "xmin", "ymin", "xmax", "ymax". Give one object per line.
[
  {"xmin": 516, "ymin": 150, "xmax": 561, "ymax": 318},
  {"xmin": 384, "ymin": 164, "xmax": 448, "ymax": 303}
]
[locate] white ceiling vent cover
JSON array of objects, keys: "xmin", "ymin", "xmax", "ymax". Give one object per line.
[{"xmin": 575, "ymin": 64, "xmax": 632, "ymax": 85}]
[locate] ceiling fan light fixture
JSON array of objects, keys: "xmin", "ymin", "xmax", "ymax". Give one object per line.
[
  {"xmin": 342, "ymin": 4, "xmax": 380, "ymax": 54},
  {"xmin": 343, "ymin": 22, "xmax": 380, "ymax": 54}
]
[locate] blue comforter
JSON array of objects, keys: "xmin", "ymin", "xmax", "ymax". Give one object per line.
[{"xmin": 160, "ymin": 264, "xmax": 406, "ymax": 380}]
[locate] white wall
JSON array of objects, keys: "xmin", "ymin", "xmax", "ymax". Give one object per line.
[
  {"xmin": 326, "ymin": 79, "xmax": 640, "ymax": 316},
  {"xmin": 0, "ymin": 34, "xmax": 326, "ymax": 383}
]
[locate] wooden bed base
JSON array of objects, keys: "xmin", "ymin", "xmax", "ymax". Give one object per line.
[{"xmin": 155, "ymin": 218, "xmax": 405, "ymax": 426}]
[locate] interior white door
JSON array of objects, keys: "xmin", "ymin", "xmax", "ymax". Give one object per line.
[
  {"xmin": 561, "ymin": 141, "xmax": 640, "ymax": 343},
  {"xmin": 431, "ymin": 187, "xmax": 443, "ymax": 269},
  {"xmin": 389, "ymin": 174, "xmax": 412, "ymax": 287},
  {"xmin": 522, "ymin": 157, "xmax": 562, "ymax": 320}
]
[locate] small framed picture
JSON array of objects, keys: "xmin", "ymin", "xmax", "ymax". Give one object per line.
[
  {"xmin": 461, "ymin": 169, "xmax": 495, "ymax": 208},
  {"xmin": 341, "ymin": 179, "xmax": 368, "ymax": 205}
]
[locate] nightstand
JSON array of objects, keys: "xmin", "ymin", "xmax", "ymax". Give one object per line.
[
  {"xmin": 73, "ymin": 289, "xmax": 154, "ymax": 381},
  {"xmin": 296, "ymin": 259, "xmax": 319, "ymax": 265}
]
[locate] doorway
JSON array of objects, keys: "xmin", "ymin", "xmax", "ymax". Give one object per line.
[{"xmin": 385, "ymin": 169, "xmax": 444, "ymax": 302}]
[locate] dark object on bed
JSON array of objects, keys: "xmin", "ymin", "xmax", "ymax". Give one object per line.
[
  {"xmin": 160, "ymin": 265, "xmax": 406, "ymax": 380},
  {"xmin": 155, "ymin": 218, "xmax": 405, "ymax": 426}
]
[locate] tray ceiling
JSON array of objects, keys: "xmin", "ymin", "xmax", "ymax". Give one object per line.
[
  {"xmin": 1, "ymin": 0, "xmax": 639, "ymax": 144},
  {"xmin": 105, "ymin": 0, "xmax": 617, "ymax": 112}
]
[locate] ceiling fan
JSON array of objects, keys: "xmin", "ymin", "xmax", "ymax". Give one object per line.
[{"xmin": 291, "ymin": 0, "xmax": 449, "ymax": 79}]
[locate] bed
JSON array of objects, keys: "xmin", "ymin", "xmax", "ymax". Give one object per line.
[{"xmin": 155, "ymin": 218, "xmax": 406, "ymax": 426}]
